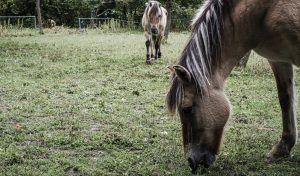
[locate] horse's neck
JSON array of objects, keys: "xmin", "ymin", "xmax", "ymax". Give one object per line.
[{"xmin": 214, "ymin": 0, "xmax": 272, "ymax": 81}]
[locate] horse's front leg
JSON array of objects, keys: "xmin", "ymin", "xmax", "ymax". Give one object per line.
[
  {"xmin": 145, "ymin": 40, "xmax": 151, "ymax": 64},
  {"xmin": 154, "ymin": 35, "xmax": 162, "ymax": 61},
  {"xmin": 150, "ymin": 39, "xmax": 154, "ymax": 58},
  {"xmin": 158, "ymin": 35, "xmax": 162, "ymax": 58},
  {"xmin": 267, "ymin": 62, "xmax": 297, "ymax": 162}
]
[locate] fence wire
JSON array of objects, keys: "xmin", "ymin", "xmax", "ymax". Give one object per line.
[
  {"xmin": 0, "ymin": 16, "xmax": 191, "ymax": 32},
  {"xmin": 0, "ymin": 16, "xmax": 36, "ymax": 29},
  {"xmin": 78, "ymin": 17, "xmax": 192, "ymax": 32},
  {"xmin": 78, "ymin": 18, "xmax": 142, "ymax": 32}
]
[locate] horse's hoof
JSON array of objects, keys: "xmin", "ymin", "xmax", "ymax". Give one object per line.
[
  {"xmin": 265, "ymin": 143, "xmax": 290, "ymax": 163},
  {"xmin": 265, "ymin": 154, "xmax": 276, "ymax": 163},
  {"xmin": 191, "ymin": 169, "xmax": 197, "ymax": 175},
  {"xmin": 146, "ymin": 60, "xmax": 152, "ymax": 64}
]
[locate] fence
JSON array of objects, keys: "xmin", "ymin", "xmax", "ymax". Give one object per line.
[
  {"xmin": 78, "ymin": 18, "xmax": 142, "ymax": 32},
  {"xmin": 0, "ymin": 16, "xmax": 191, "ymax": 32},
  {"xmin": 0, "ymin": 16, "xmax": 36, "ymax": 29},
  {"xmin": 78, "ymin": 17, "xmax": 192, "ymax": 32}
]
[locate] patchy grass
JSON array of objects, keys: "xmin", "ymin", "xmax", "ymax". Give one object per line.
[{"xmin": 0, "ymin": 30, "xmax": 300, "ymax": 175}]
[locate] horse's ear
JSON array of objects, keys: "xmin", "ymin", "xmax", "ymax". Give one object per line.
[
  {"xmin": 167, "ymin": 65, "xmax": 175, "ymax": 73},
  {"xmin": 173, "ymin": 65, "xmax": 191, "ymax": 84},
  {"xmin": 149, "ymin": 2, "xmax": 152, "ymax": 7}
]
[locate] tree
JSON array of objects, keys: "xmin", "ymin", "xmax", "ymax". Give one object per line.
[
  {"xmin": 0, "ymin": 0, "xmax": 204, "ymax": 29},
  {"xmin": 36, "ymin": 0, "xmax": 43, "ymax": 34},
  {"xmin": 164, "ymin": 0, "xmax": 172, "ymax": 40}
]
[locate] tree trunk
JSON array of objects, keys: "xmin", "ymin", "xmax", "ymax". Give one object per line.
[
  {"xmin": 164, "ymin": 0, "xmax": 172, "ymax": 41},
  {"xmin": 36, "ymin": 0, "xmax": 44, "ymax": 34}
]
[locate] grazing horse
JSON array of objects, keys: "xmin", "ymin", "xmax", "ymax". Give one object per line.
[
  {"xmin": 142, "ymin": 1, "xmax": 167, "ymax": 64},
  {"xmin": 166, "ymin": 0, "xmax": 300, "ymax": 173}
]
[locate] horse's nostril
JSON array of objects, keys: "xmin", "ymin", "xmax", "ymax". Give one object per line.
[
  {"xmin": 188, "ymin": 151, "xmax": 216, "ymax": 172},
  {"xmin": 151, "ymin": 29, "xmax": 158, "ymax": 34},
  {"xmin": 203, "ymin": 153, "xmax": 216, "ymax": 168}
]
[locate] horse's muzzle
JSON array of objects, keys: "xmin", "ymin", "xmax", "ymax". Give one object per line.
[
  {"xmin": 187, "ymin": 150, "xmax": 216, "ymax": 173},
  {"xmin": 151, "ymin": 28, "xmax": 159, "ymax": 35}
]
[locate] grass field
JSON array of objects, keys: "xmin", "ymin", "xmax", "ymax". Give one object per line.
[{"xmin": 1, "ymin": 29, "xmax": 300, "ymax": 175}]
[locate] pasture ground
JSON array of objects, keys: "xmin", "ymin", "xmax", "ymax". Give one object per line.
[{"xmin": 0, "ymin": 29, "xmax": 300, "ymax": 175}]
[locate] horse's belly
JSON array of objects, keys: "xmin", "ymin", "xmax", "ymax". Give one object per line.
[{"xmin": 254, "ymin": 38, "xmax": 300, "ymax": 66}]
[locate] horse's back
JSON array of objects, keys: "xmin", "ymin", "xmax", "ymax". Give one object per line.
[{"xmin": 255, "ymin": 0, "xmax": 300, "ymax": 65}]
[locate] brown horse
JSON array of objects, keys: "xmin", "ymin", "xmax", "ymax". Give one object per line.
[
  {"xmin": 166, "ymin": 0, "xmax": 300, "ymax": 173},
  {"xmin": 142, "ymin": 0, "xmax": 167, "ymax": 64}
]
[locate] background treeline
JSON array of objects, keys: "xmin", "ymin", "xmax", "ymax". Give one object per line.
[{"xmin": 0, "ymin": 0, "xmax": 203, "ymax": 30}]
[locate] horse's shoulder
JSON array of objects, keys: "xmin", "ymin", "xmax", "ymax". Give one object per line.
[
  {"xmin": 161, "ymin": 7, "xmax": 168, "ymax": 16},
  {"xmin": 265, "ymin": 0, "xmax": 300, "ymax": 32}
]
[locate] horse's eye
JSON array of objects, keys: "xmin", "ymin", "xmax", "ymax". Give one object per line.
[
  {"xmin": 182, "ymin": 106, "xmax": 193, "ymax": 114},
  {"xmin": 158, "ymin": 15, "xmax": 162, "ymax": 18}
]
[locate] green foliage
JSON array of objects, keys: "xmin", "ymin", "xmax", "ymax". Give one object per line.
[
  {"xmin": 41, "ymin": 0, "xmax": 99, "ymax": 26},
  {"xmin": 0, "ymin": 0, "xmax": 204, "ymax": 29},
  {"xmin": 0, "ymin": 0, "xmax": 99, "ymax": 26},
  {"xmin": 0, "ymin": 0, "xmax": 36, "ymax": 19}
]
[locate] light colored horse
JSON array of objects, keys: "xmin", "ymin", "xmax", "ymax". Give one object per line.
[
  {"xmin": 166, "ymin": 0, "xmax": 300, "ymax": 173},
  {"xmin": 142, "ymin": 0, "xmax": 167, "ymax": 64}
]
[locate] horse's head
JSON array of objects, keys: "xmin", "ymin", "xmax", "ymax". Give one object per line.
[
  {"xmin": 167, "ymin": 65, "xmax": 230, "ymax": 171},
  {"xmin": 146, "ymin": 1, "xmax": 163, "ymax": 35}
]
